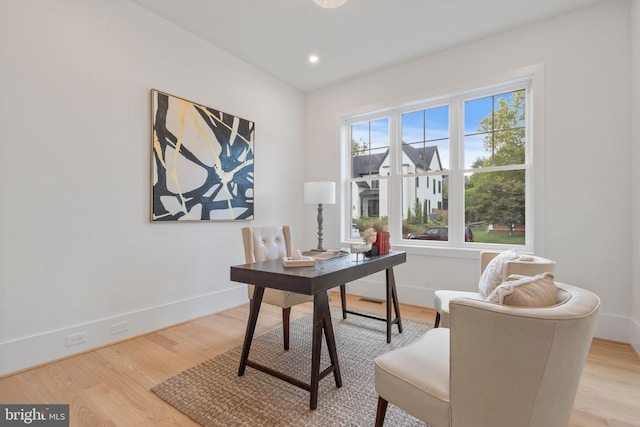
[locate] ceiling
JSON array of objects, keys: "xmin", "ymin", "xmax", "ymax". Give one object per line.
[{"xmin": 130, "ymin": 0, "xmax": 599, "ymax": 92}]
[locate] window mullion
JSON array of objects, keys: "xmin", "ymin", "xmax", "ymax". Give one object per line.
[
  {"xmin": 446, "ymin": 97, "xmax": 463, "ymax": 245},
  {"xmin": 388, "ymin": 112, "xmax": 402, "ymax": 240}
]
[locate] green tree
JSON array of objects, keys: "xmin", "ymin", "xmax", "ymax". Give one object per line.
[
  {"xmin": 422, "ymin": 199, "xmax": 429, "ymax": 223},
  {"xmin": 406, "ymin": 205, "xmax": 414, "ymax": 223},
  {"xmin": 414, "ymin": 198, "xmax": 423, "ymax": 224},
  {"xmin": 351, "ymin": 138, "xmax": 367, "ymax": 156},
  {"xmin": 465, "ymin": 91, "xmax": 526, "ymax": 235}
]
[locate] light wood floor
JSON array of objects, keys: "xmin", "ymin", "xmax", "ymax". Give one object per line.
[{"xmin": 0, "ymin": 292, "xmax": 638, "ymax": 426}]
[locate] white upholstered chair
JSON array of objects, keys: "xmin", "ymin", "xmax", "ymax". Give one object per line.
[
  {"xmin": 374, "ymin": 282, "xmax": 600, "ymax": 427},
  {"xmin": 242, "ymin": 226, "xmax": 312, "ymax": 350},
  {"xmin": 433, "ymin": 251, "xmax": 556, "ymax": 328}
]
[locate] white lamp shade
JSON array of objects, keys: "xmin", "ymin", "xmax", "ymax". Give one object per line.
[{"xmin": 304, "ymin": 181, "xmax": 336, "ymax": 205}]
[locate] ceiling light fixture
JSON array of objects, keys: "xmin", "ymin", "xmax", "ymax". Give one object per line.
[
  {"xmin": 309, "ymin": 55, "xmax": 319, "ymax": 64},
  {"xmin": 313, "ymin": 0, "xmax": 347, "ymax": 9}
]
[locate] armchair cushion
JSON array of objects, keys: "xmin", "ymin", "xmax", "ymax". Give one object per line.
[
  {"xmin": 478, "ymin": 249, "xmax": 520, "ymax": 298},
  {"xmin": 375, "ymin": 328, "xmax": 451, "ymax": 426},
  {"xmin": 487, "ymin": 272, "xmax": 557, "ymax": 306}
]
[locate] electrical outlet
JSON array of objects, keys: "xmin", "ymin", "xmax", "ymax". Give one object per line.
[
  {"xmin": 111, "ymin": 321, "xmax": 128, "ymax": 335},
  {"xmin": 66, "ymin": 332, "xmax": 86, "ymax": 347}
]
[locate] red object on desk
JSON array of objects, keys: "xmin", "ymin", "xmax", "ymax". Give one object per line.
[{"xmin": 373, "ymin": 231, "xmax": 390, "ymax": 255}]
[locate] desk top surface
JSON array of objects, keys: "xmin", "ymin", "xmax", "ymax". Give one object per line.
[{"xmin": 230, "ymin": 251, "xmax": 406, "ymax": 295}]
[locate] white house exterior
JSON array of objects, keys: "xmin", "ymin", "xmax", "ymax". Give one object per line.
[{"xmin": 351, "ymin": 144, "xmax": 443, "ymax": 220}]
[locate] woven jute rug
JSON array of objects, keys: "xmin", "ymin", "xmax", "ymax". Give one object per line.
[{"xmin": 152, "ymin": 308, "xmax": 431, "ymax": 426}]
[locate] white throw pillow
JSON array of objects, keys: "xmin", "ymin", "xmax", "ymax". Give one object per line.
[
  {"xmin": 487, "ymin": 272, "xmax": 558, "ymax": 306},
  {"xmin": 478, "ymin": 249, "xmax": 520, "ymax": 298}
]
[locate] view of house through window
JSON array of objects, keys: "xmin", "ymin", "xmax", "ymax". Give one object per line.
[
  {"xmin": 347, "ymin": 82, "xmax": 530, "ymax": 248},
  {"xmin": 350, "ymin": 118, "xmax": 390, "ymax": 235},
  {"xmin": 400, "ymin": 104, "xmax": 450, "ymax": 241}
]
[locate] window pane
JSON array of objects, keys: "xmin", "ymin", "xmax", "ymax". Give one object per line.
[
  {"xmin": 351, "ymin": 118, "xmax": 390, "ymax": 177},
  {"xmin": 370, "ymin": 118, "xmax": 390, "ymax": 151},
  {"xmin": 465, "ymin": 170, "xmax": 526, "ymax": 245},
  {"xmin": 493, "ymin": 129, "xmax": 525, "ymax": 165},
  {"xmin": 402, "ymin": 111, "xmax": 424, "ymax": 143},
  {"xmin": 401, "ymin": 175, "xmax": 448, "ymax": 239},
  {"xmin": 403, "ymin": 142, "xmax": 445, "ymax": 172},
  {"xmin": 425, "ymin": 105, "xmax": 449, "ymax": 141},
  {"xmin": 464, "ymin": 96, "xmax": 492, "ymax": 134},
  {"xmin": 465, "ymin": 90, "xmax": 526, "ymax": 167},
  {"xmin": 401, "ymin": 106, "xmax": 449, "ymax": 169},
  {"xmin": 350, "ymin": 179, "xmax": 388, "ymax": 236},
  {"xmin": 351, "ymin": 122, "xmax": 369, "ymax": 155},
  {"xmin": 464, "ymin": 134, "xmax": 486, "ymax": 169},
  {"xmin": 494, "ymin": 90, "xmax": 525, "ymax": 130}
]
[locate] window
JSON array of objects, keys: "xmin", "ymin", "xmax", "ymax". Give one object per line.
[
  {"xmin": 350, "ymin": 118, "xmax": 390, "ymax": 231},
  {"xmin": 345, "ymin": 79, "xmax": 531, "ymax": 249}
]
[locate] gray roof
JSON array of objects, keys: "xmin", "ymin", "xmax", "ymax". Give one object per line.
[
  {"xmin": 352, "ymin": 144, "xmax": 441, "ymax": 178},
  {"xmin": 402, "ymin": 143, "xmax": 440, "ymax": 172},
  {"xmin": 352, "ymin": 152, "xmax": 387, "ymax": 178}
]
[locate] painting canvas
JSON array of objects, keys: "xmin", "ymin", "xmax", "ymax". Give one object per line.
[{"xmin": 151, "ymin": 89, "xmax": 254, "ymax": 221}]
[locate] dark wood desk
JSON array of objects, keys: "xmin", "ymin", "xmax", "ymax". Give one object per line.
[{"xmin": 230, "ymin": 250, "xmax": 406, "ymax": 410}]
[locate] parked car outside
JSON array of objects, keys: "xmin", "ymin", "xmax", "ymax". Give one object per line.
[
  {"xmin": 351, "ymin": 224, "xmax": 361, "ymax": 238},
  {"xmin": 407, "ymin": 226, "xmax": 474, "ymax": 242}
]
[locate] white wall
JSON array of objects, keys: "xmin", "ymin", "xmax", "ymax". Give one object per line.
[
  {"xmin": 631, "ymin": 0, "xmax": 640, "ymax": 355},
  {"xmin": 304, "ymin": 0, "xmax": 634, "ymax": 343},
  {"xmin": 0, "ymin": 0, "xmax": 305, "ymax": 375}
]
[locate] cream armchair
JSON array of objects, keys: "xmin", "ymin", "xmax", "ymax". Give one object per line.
[
  {"xmin": 242, "ymin": 226, "xmax": 312, "ymax": 350},
  {"xmin": 434, "ymin": 251, "xmax": 556, "ymax": 328},
  {"xmin": 374, "ymin": 282, "xmax": 600, "ymax": 427}
]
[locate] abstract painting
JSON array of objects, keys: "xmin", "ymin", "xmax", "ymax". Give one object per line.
[{"xmin": 151, "ymin": 89, "xmax": 254, "ymax": 221}]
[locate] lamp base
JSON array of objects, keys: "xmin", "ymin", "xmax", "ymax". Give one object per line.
[{"xmin": 310, "ymin": 248, "xmax": 327, "ymax": 252}]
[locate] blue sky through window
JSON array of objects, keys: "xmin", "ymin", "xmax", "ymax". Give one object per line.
[
  {"xmin": 352, "ymin": 91, "xmax": 522, "ymax": 171},
  {"xmin": 352, "ymin": 118, "xmax": 389, "ymax": 153},
  {"xmin": 402, "ymin": 105, "xmax": 450, "ymax": 169}
]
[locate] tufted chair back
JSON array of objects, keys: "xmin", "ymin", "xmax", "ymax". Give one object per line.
[
  {"xmin": 243, "ymin": 225, "xmax": 291, "ymax": 263},
  {"xmin": 241, "ymin": 226, "xmax": 313, "ymax": 350}
]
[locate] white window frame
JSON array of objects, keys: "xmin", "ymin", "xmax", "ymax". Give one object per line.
[{"xmin": 341, "ymin": 67, "xmax": 545, "ymax": 257}]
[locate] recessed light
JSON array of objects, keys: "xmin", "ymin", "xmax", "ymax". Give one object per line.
[
  {"xmin": 309, "ymin": 55, "xmax": 319, "ymax": 64},
  {"xmin": 314, "ymin": 0, "xmax": 347, "ymax": 8}
]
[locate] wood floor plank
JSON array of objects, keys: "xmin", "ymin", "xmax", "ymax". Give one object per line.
[
  {"xmin": 0, "ymin": 292, "xmax": 637, "ymax": 426},
  {"xmin": 571, "ymin": 337, "xmax": 640, "ymax": 427}
]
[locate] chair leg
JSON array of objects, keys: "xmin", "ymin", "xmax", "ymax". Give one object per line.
[
  {"xmin": 434, "ymin": 311, "xmax": 441, "ymax": 328},
  {"xmin": 282, "ymin": 307, "xmax": 291, "ymax": 350},
  {"xmin": 375, "ymin": 396, "xmax": 388, "ymax": 427}
]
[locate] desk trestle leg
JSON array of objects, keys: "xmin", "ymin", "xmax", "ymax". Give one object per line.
[
  {"xmin": 238, "ymin": 286, "xmax": 264, "ymax": 376},
  {"xmin": 310, "ymin": 291, "xmax": 342, "ymax": 410},
  {"xmin": 239, "ymin": 287, "xmax": 342, "ymax": 410},
  {"xmin": 338, "ymin": 267, "xmax": 403, "ymax": 343}
]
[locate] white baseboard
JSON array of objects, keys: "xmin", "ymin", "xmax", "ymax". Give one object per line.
[
  {"xmin": 4, "ymin": 282, "xmax": 635, "ymax": 377},
  {"xmin": 343, "ymin": 278, "xmax": 432, "ymax": 311},
  {"xmin": 630, "ymin": 317, "xmax": 640, "ymax": 356},
  {"xmin": 593, "ymin": 311, "xmax": 635, "ymax": 343},
  {"xmin": 344, "ymin": 279, "xmax": 635, "ymax": 344},
  {"xmin": 0, "ymin": 286, "xmax": 248, "ymax": 376}
]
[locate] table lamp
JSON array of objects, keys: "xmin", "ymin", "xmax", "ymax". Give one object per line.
[{"xmin": 304, "ymin": 181, "xmax": 335, "ymax": 252}]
